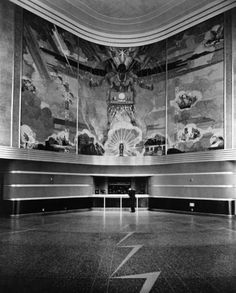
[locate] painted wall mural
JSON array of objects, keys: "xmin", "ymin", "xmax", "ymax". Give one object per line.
[
  {"xmin": 21, "ymin": 13, "xmax": 79, "ymax": 152},
  {"xmin": 0, "ymin": 3, "xmax": 14, "ymax": 146},
  {"xmin": 20, "ymin": 11, "xmax": 224, "ymax": 156},
  {"xmin": 167, "ymin": 15, "xmax": 224, "ymax": 153},
  {"xmin": 76, "ymin": 42, "xmax": 167, "ymax": 156}
]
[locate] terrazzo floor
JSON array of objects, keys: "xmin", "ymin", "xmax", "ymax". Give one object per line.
[{"xmin": 0, "ymin": 210, "xmax": 236, "ymax": 293}]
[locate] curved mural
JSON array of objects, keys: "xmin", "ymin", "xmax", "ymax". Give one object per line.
[
  {"xmin": 21, "ymin": 11, "xmax": 224, "ymax": 156},
  {"xmin": 167, "ymin": 16, "xmax": 224, "ymax": 153}
]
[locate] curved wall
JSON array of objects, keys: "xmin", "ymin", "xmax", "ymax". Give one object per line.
[{"xmin": 0, "ymin": 147, "xmax": 235, "ymax": 215}]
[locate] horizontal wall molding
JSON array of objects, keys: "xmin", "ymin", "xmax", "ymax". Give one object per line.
[
  {"xmin": 1, "ymin": 146, "xmax": 236, "ymax": 166},
  {"xmin": 8, "ymin": 171, "xmax": 153, "ymax": 176},
  {"xmin": 150, "ymin": 196, "xmax": 235, "ymax": 201},
  {"xmin": 6, "ymin": 184, "xmax": 91, "ymax": 187},
  {"xmin": 93, "ymin": 194, "xmax": 149, "ymax": 198},
  {"xmin": 152, "ymin": 184, "xmax": 234, "ymax": 188},
  {"xmin": 9, "ymin": 0, "xmax": 236, "ymax": 46},
  {"xmin": 151, "ymin": 172, "xmax": 235, "ymax": 176},
  {"xmin": 6, "ymin": 195, "xmax": 148, "ymax": 202},
  {"xmin": 7, "ymin": 195, "xmax": 91, "ymax": 201},
  {"xmin": 8, "ymin": 171, "xmax": 235, "ymax": 176}
]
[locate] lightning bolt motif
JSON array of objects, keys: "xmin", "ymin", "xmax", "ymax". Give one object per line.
[
  {"xmin": 114, "ymin": 272, "xmax": 161, "ymax": 293},
  {"xmin": 110, "ymin": 231, "xmax": 161, "ymax": 293},
  {"xmin": 111, "ymin": 244, "xmax": 143, "ymax": 277}
]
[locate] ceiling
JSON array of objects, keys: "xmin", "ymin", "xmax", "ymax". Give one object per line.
[{"xmin": 10, "ymin": 0, "xmax": 236, "ymax": 46}]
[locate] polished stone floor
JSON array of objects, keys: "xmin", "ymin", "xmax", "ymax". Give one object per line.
[{"xmin": 0, "ymin": 210, "xmax": 236, "ymax": 293}]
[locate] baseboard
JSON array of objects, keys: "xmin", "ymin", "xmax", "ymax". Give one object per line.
[
  {"xmin": 149, "ymin": 197, "xmax": 235, "ymax": 215},
  {"xmin": 3, "ymin": 197, "xmax": 92, "ymax": 215}
]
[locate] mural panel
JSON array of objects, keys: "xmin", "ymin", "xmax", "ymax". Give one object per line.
[
  {"xmin": 21, "ymin": 12, "xmax": 78, "ymax": 152},
  {"xmin": 20, "ymin": 11, "xmax": 224, "ymax": 156},
  {"xmin": 77, "ymin": 41, "xmax": 167, "ymax": 156},
  {"xmin": 167, "ymin": 15, "xmax": 224, "ymax": 153},
  {"xmin": 0, "ymin": 3, "xmax": 14, "ymax": 146}
]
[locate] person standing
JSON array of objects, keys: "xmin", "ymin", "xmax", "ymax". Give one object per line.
[{"xmin": 128, "ymin": 187, "xmax": 136, "ymax": 213}]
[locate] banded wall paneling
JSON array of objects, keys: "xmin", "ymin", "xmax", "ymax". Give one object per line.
[
  {"xmin": 149, "ymin": 161, "xmax": 236, "ymax": 215},
  {"xmin": 3, "ymin": 159, "xmax": 94, "ymax": 215},
  {"xmin": 1, "ymin": 154, "xmax": 235, "ymax": 215}
]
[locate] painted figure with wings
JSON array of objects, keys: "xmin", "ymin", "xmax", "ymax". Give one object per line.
[{"xmin": 80, "ymin": 44, "xmax": 156, "ymax": 130}]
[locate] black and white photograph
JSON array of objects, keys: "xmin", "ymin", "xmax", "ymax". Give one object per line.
[{"xmin": 0, "ymin": 0, "xmax": 236, "ymax": 292}]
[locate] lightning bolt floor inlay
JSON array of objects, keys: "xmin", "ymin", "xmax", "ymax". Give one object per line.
[{"xmin": 110, "ymin": 230, "xmax": 161, "ymax": 293}]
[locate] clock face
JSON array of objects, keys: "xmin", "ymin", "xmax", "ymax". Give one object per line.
[{"xmin": 118, "ymin": 92, "xmax": 125, "ymax": 100}]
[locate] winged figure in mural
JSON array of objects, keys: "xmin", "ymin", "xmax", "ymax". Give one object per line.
[
  {"xmin": 74, "ymin": 40, "xmax": 165, "ymax": 130},
  {"xmin": 76, "ymin": 40, "xmax": 162, "ymax": 93}
]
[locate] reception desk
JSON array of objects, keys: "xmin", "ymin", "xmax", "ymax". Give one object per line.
[{"xmin": 92, "ymin": 194, "xmax": 149, "ymax": 210}]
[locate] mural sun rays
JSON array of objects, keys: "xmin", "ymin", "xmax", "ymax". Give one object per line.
[{"xmin": 104, "ymin": 122, "xmax": 143, "ymax": 156}]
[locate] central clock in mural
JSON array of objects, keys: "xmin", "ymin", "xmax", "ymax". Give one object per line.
[
  {"xmin": 107, "ymin": 87, "xmax": 135, "ymax": 128},
  {"xmin": 105, "ymin": 73, "xmax": 140, "ymax": 156},
  {"xmin": 109, "ymin": 91, "xmax": 133, "ymax": 104},
  {"xmin": 118, "ymin": 93, "xmax": 125, "ymax": 100}
]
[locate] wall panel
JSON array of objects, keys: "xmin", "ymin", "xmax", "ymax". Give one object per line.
[
  {"xmin": 150, "ymin": 186, "xmax": 235, "ymax": 199},
  {"xmin": 2, "ymin": 159, "xmax": 94, "ymax": 214},
  {"xmin": 0, "ymin": 0, "xmax": 15, "ymax": 146},
  {"xmin": 4, "ymin": 173, "xmax": 92, "ymax": 185},
  {"xmin": 149, "ymin": 197, "xmax": 234, "ymax": 215},
  {"xmin": 148, "ymin": 161, "xmax": 236, "ymax": 215},
  {"xmin": 4, "ymin": 186, "xmax": 92, "ymax": 200},
  {"xmin": 149, "ymin": 174, "xmax": 236, "ymax": 186}
]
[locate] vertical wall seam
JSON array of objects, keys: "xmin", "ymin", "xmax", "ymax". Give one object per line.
[
  {"xmin": 76, "ymin": 37, "xmax": 80, "ymax": 155},
  {"xmin": 10, "ymin": 5, "xmax": 15, "ymax": 147},
  {"xmin": 18, "ymin": 8, "xmax": 23, "ymax": 148},
  {"xmin": 232, "ymin": 9, "xmax": 235, "ymax": 148},
  {"xmin": 223, "ymin": 12, "xmax": 227, "ymax": 149},
  {"xmin": 165, "ymin": 39, "xmax": 168, "ymax": 155}
]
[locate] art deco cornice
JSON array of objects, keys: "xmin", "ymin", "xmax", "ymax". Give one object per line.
[{"xmin": 9, "ymin": 0, "xmax": 236, "ymax": 46}]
